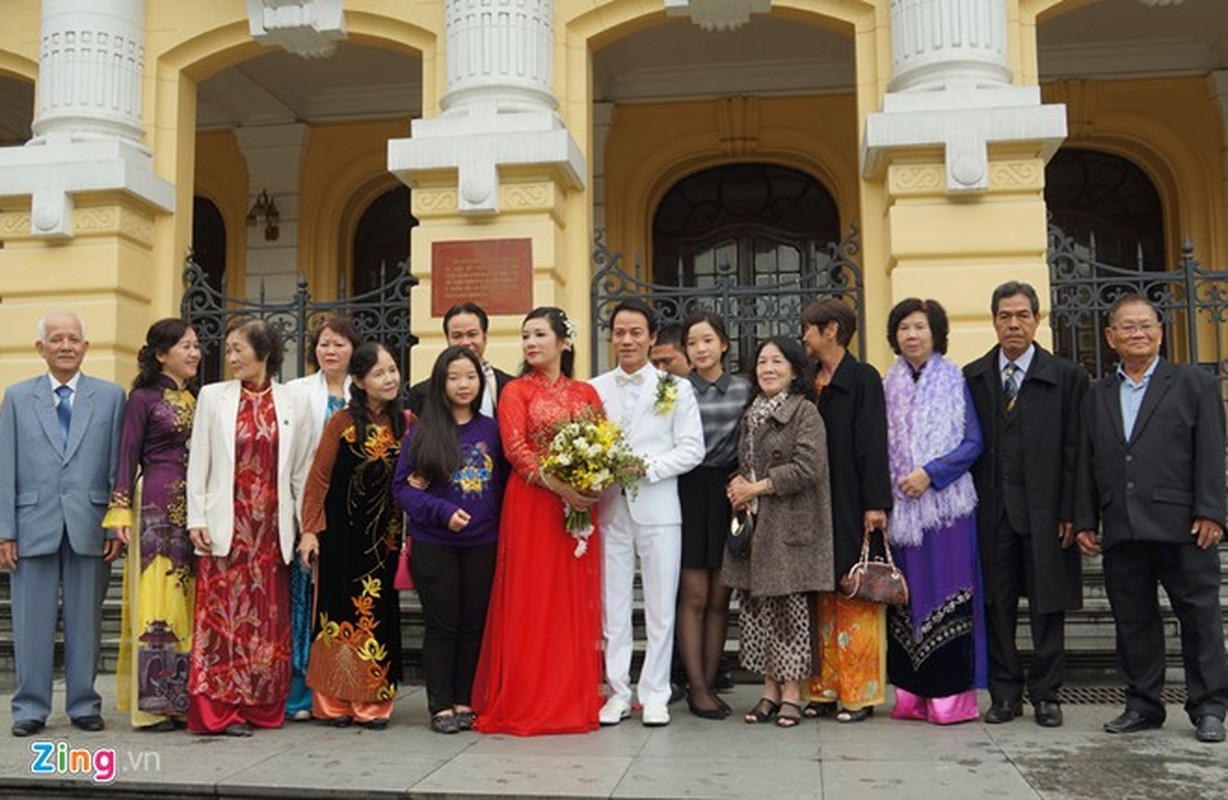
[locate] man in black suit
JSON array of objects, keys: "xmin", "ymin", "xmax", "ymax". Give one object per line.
[
  {"xmin": 966, "ymin": 281, "xmax": 1087, "ymax": 728},
  {"xmin": 406, "ymin": 302, "xmax": 513, "ymax": 416},
  {"xmin": 1074, "ymin": 293, "xmax": 1228, "ymax": 743}
]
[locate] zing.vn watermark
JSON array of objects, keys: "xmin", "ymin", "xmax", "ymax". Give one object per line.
[{"xmin": 29, "ymin": 741, "xmax": 161, "ymax": 784}]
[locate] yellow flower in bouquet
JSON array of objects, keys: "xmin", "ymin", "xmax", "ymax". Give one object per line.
[{"xmin": 539, "ymin": 412, "xmax": 646, "ymax": 556}]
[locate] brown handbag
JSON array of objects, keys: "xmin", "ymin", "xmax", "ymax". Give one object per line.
[{"xmin": 839, "ymin": 530, "xmax": 908, "ymax": 606}]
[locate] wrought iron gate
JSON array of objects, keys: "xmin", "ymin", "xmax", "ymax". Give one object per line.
[
  {"xmin": 1047, "ymin": 224, "xmax": 1228, "ymax": 463},
  {"xmin": 180, "ymin": 257, "xmax": 418, "ymax": 384},
  {"xmin": 590, "ymin": 227, "xmax": 864, "ymax": 373}
]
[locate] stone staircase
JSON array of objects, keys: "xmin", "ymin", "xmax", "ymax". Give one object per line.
[{"xmin": 0, "ymin": 550, "xmax": 1225, "ymax": 686}]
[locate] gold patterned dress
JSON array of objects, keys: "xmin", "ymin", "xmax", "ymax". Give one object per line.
[
  {"xmin": 104, "ymin": 375, "xmax": 197, "ymax": 727},
  {"xmin": 300, "ymin": 408, "xmax": 403, "ymax": 722}
]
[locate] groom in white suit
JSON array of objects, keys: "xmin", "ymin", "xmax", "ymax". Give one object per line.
[{"xmin": 591, "ymin": 299, "xmax": 703, "ymax": 726}]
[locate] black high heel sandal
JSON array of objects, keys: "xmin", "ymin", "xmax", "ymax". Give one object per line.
[
  {"xmin": 744, "ymin": 697, "xmax": 781, "ymax": 724},
  {"xmin": 687, "ymin": 691, "xmax": 725, "ymax": 720}
]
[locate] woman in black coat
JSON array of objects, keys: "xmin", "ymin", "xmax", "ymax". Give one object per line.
[{"xmin": 799, "ymin": 299, "xmax": 894, "ymax": 723}]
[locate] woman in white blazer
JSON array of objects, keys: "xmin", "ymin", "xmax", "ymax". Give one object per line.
[
  {"xmin": 185, "ymin": 319, "xmax": 314, "ymax": 736},
  {"xmin": 283, "ymin": 316, "xmax": 359, "ymax": 721}
]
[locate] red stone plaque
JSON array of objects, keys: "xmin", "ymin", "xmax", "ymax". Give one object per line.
[{"xmin": 431, "ymin": 238, "xmax": 533, "ymax": 317}]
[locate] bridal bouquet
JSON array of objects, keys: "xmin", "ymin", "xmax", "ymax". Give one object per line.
[{"xmin": 539, "ymin": 412, "xmax": 645, "ymax": 557}]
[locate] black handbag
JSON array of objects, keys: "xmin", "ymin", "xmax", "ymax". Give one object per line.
[{"xmin": 727, "ymin": 511, "xmax": 755, "ymax": 557}]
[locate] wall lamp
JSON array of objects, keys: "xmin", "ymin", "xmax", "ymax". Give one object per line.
[{"xmin": 246, "ymin": 190, "xmax": 280, "ymax": 241}]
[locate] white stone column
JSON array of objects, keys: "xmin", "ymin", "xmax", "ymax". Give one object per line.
[
  {"xmin": 889, "ymin": 0, "xmax": 1011, "ymax": 93},
  {"xmin": 863, "ymin": 0, "xmax": 1066, "ymax": 194},
  {"xmin": 388, "ymin": 0, "xmax": 584, "ymax": 215},
  {"xmin": 32, "ymin": 0, "xmax": 145, "ymax": 144},
  {"xmin": 0, "ymin": 0, "xmax": 172, "ymax": 238},
  {"xmin": 0, "ymin": 0, "xmax": 173, "ymax": 238},
  {"xmin": 235, "ymin": 124, "xmax": 309, "ymax": 304}
]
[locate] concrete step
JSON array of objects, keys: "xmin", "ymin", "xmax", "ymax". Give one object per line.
[{"xmin": 2, "ymin": 551, "xmax": 1226, "ymax": 683}]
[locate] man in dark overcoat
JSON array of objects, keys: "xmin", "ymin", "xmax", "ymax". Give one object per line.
[
  {"xmin": 1074, "ymin": 294, "xmax": 1227, "ymax": 743},
  {"xmin": 965, "ymin": 281, "xmax": 1087, "ymax": 728}
]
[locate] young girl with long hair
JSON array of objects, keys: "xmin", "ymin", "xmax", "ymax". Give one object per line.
[{"xmin": 393, "ymin": 345, "xmax": 504, "ymax": 733}]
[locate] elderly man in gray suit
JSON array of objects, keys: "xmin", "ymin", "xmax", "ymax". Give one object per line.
[{"xmin": 0, "ymin": 312, "xmax": 126, "ymax": 737}]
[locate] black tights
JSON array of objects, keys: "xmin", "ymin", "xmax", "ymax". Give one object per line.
[
  {"xmin": 410, "ymin": 540, "xmax": 497, "ymax": 714},
  {"xmin": 676, "ymin": 567, "xmax": 731, "ymax": 709}
]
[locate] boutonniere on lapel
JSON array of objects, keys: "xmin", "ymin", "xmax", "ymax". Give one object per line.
[{"xmin": 654, "ymin": 373, "xmax": 678, "ymax": 416}]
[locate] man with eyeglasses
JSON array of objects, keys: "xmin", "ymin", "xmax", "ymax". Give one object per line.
[
  {"xmin": 965, "ymin": 281, "xmax": 1088, "ymax": 729},
  {"xmin": 1074, "ymin": 293, "xmax": 1228, "ymax": 743}
]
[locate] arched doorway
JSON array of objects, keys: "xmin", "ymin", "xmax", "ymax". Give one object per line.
[
  {"xmin": 190, "ymin": 196, "xmax": 228, "ymax": 381},
  {"xmin": 653, "ymin": 163, "xmax": 841, "ymax": 287},
  {"xmin": 351, "ymin": 186, "xmax": 415, "ymax": 297},
  {"xmin": 1045, "ymin": 148, "xmax": 1170, "ymax": 377},
  {"xmin": 648, "ymin": 163, "xmax": 845, "ymax": 368},
  {"xmin": 1044, "ymin": 148, "xmax": 1165, "ymax": 268}
]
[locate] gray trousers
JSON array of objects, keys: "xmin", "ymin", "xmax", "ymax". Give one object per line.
[{"xmin": 10, "ymin": 535, "xmax": 110, "ymax": 723}]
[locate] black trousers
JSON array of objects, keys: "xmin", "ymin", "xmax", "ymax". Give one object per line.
[
  {"xmin": 1102, "ymin": 539, "xmax": 1228, "ymax": 724},
  {"xmin": 410, "ymin": 540, "xmax": 497, "ymax": 714},
  {"xmin": 986, "ymin": 518, "xmax": 1066, "ymax": 705}
]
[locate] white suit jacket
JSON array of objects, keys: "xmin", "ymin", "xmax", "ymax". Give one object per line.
[
  {"xmin": 186, "ymin": 380, "xmax": 314, "ymax": 564},
  {"xmin": 285, "ymin": 370, "xmax": 352, "ymax": 452},
  {"xmin": 591, "ymin": 365, "xmax": 704, "ymax": 526}
]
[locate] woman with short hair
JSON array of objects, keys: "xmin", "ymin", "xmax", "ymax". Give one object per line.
[
  {"xmin": 185, "ymin": 319, "xmax": 314, "ymax": 736},
  {"xmin": 882, "ymin": 298, "xmax": 986, "ymax": 725},
  {"xmin": 723, "ymin": 337, "xmax": 834, "ymax": 729}
]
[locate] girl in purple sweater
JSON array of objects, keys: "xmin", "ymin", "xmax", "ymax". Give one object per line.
[{"xmin": 393, "ymin": 346, "xmax": 503, "ymax": 734}]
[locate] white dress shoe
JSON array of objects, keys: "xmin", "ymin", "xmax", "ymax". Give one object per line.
[
  {"xmin": 599, "ymin": 697, "xmax": 632, "ymax": 726},
  {"xmin": 641, "ymin": 704, "xmax": 671, "ymax": 727}
]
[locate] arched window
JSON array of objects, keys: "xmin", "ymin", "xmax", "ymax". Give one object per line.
[
  {"xmin": 1045, "ymin": 149, "xmax": 1170, "ymax": 377},
  {"xmin": 1045, "ymin": 148, "xmax": 1165, "ymax": 268},
  {"xmin": 652, "ymin": 163, "xmax": 841, "ymax": 289},
  {"xmin": 192, "ymin": 196, "xmax": 226, "ymax": 293},
  {"xmin": 351, "ymin": 186, "xmax": 416, "ymax": 297},
  {"xmin": 190, "ymin": 196, "xmax": 227, "ymax": 382}
]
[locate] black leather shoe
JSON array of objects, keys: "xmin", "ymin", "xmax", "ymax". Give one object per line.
[
  {"xmin": 984, "ymin": 701, "xmax": 1023, "ymax": 724},
  {"xmin": 1034, "ymin": 701, "xmax": 1063, "ymax": 728},
  {"xmin": 1103, "ymin": 709, "xmax": 1163, "ymax": 734},
  {"xmin": 70, "ymin": 715, "xmax": 105, "ymax": 732},
  {"xmin": 1195, "ymin": 716, "xmax": 1226, "ymax": 743},
  {"xmin": 11, "ymin": 719, "xmax": 45, "ymax": 737}
]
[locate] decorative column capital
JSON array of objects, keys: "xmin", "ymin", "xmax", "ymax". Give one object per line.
[
  {"xmin": 663, "ymin": 0, "xmax": 771, "ymax": 33},
  {"xmin": 246, "ymin": 0, "xmax": 347, "ymax": 59}
]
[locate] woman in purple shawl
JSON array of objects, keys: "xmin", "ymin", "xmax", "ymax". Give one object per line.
[{"xmin": 883, "ymin": 298, "xmax": 986, "ymax": 725}]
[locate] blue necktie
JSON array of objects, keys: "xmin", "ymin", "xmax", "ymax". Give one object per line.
[
  {"xmin": 55, "ymin": 384, "xmax": 72, "ymax": 447},
  {"xmin": 1002, "ymin": 363, "xmax": 1020, "ymax": 412}
]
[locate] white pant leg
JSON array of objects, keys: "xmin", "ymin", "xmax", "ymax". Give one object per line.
[
  {"xmin": 602, "ymin": 496, "xmax": 637, "ymax": 703},
  {"xmin": 635, "ymin": 521, "xmax": 681, "ymax": 708}
]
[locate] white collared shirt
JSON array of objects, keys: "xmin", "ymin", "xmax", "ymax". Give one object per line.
[
  {"xmin": 481, "ymin": 361, "xmax": 497, "ymax": 418},
  {"xmin": 997, "ymin": 343, "xmax": 1036, "ymax": 386},
  {"xmin": 611, "ymin": 363, "xmax": 654, "ymax": 429},
  {"xmin": 47, "ymin": 371, "xmax": 81, "ymax": 410}
]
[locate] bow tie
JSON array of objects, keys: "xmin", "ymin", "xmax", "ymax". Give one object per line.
[{"xmin": 615, "ymin": 372, "xmax": 645, "ymax": 387}]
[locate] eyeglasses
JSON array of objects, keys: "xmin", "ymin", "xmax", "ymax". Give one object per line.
[{"xmin": 1113, "ymin": 322, "xmax": 1158, "ymax": 334}]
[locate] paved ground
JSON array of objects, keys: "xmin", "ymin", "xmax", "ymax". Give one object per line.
[{"xmin": 0, "ymin": 677, "xmax": 1223, "ymax": 799}]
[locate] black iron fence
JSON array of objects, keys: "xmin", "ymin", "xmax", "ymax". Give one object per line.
[
  {"xmin": 1047, "ymin": 223, "xmax": 1228, "ymax": 387},
  {"xmin": 180, "ymin": 257, "xmax": 418, "ymax": 384},
  {"xmin": 590, "ymin": 227, "xmax": 864, "ymax": 374}
]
